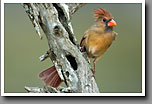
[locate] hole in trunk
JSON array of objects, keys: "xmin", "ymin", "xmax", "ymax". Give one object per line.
[
  {"xmin": 66, "ymin": 71, "xmax": 69, "ymax": 77},
  {"xmin": 66, "ymin": 55, "xmax": 77, "ymax": 71}
]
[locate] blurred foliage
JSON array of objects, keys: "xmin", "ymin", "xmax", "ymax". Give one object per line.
[{"xmin": 4, "ymin": 3, "xmax": 142, "ymax": 93}]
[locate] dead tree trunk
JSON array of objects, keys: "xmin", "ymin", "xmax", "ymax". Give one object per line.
[{"xmin": 23, "ymin": 3, "xmax": 99, "ymax": 93}]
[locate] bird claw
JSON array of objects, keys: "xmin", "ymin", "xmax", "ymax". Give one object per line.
[
  {"xmin": 87, "ymin": 57, "xmax": 91, "ymax": 64},
  {"xmin": 80, "ymin": 46, "xmax": 86, "ymax": 52},
  {"xmin": 91, "ymin": 68, "xmax": 95, "ymax": 78}
]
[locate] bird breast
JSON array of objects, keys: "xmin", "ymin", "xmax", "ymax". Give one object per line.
[{"xmin": 86, "ymin": 31, "xmax": 116, "ymax": 58}]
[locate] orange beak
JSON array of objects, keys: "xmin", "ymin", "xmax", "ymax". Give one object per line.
[{"xmin": 107, "ymin": 19, "xmax": 117, "ymax": 27}]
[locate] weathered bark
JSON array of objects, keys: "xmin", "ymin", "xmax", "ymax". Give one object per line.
[{"xmin": 23, "ymin": 3, "xmax": 99, "ymax": 93}]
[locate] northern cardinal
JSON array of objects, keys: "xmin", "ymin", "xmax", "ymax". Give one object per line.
[
  {"xmin": 39, "ymin": 8, "xmax": 117, "ymax": 88},
  {"xmin": 80, "ymin": 8, "xmax": 117, "ymax": 74}
]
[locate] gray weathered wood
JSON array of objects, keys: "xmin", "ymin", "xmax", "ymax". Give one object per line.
[{"xmin": 23, "ymin": 3, "xmax": 99, "ymax": 93}]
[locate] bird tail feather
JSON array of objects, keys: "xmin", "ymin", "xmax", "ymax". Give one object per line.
[{"xmin": 39, "ymin": 66, "xmax": 62, "ymax": 88}]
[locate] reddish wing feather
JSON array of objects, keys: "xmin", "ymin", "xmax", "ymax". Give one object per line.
[
  {"xmin": 80, "ymin": 36, "xmax": 86, "ymax": 46},
  {"xmin": 80, "ymin": 33, "xmax": 88, "ymax": 46}
]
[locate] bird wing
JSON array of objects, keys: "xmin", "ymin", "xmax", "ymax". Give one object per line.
[{"xmin": 80, "ymin": 31, "xmax": 89, "ymax": 46}]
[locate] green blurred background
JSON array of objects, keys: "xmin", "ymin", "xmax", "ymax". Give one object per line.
[{"xmin": 4, "ymin": 3, "xmax": 142, "ymax": 93}]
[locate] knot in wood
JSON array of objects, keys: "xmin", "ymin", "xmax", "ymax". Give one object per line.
[{"xmin": 53, "ymin": 25, "xmax": 63, "ymax": 37}]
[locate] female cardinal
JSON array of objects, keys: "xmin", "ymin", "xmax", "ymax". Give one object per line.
[
  {"xmin": 39, "ymin": 8, "xmax": 117, "ymax": 88},
  {"xmin": 80, "ymin": 8, "xmax": 117, "ymax": 74}
]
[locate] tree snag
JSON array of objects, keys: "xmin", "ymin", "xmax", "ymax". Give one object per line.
[{"xmin": 23, "ymin": 3, "xmax": 99, "ymax": 93}]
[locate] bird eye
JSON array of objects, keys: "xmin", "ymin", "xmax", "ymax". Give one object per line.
[{"xmin": 103, "ymin": 18, "xmax": 107, "ymax": 22}]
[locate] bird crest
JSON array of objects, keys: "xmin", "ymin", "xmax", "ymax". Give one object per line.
[{"xmin": 93, "ymin": 8, "xmax": 113, "ymax": 19}]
